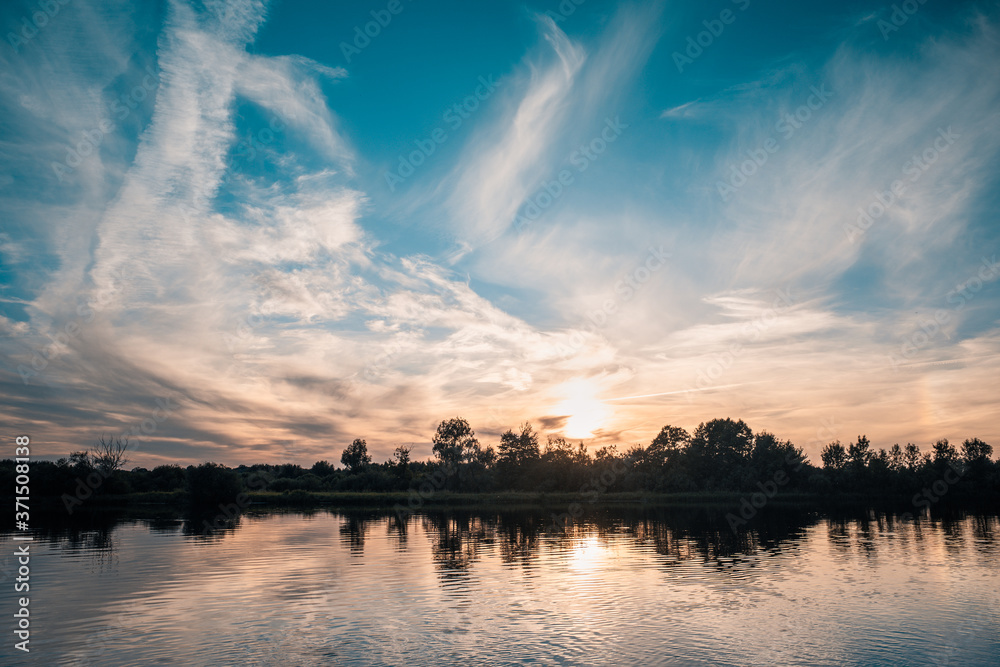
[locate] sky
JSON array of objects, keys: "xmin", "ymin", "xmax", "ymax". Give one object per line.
[{"xmin": 1, "ymin": 0, "xmax": 998, "ymax": 467}]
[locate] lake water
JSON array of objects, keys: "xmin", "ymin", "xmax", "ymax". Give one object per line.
[{"xmin": 2, "ymin": 507, "xmax": 999, "ymax": 666}]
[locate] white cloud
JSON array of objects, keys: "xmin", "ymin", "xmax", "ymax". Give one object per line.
[{"xmin": 2, "ymin": 0, "xmax": 998, "ymax": 466}]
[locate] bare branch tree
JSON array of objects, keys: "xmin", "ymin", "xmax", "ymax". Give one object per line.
[{"xmin": 92, "ymin": 435, "xmax": 130, "ymax": 476}]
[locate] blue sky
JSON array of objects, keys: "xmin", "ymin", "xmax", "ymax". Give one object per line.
[{"xmin": 1, "ymin": 0, "xmax": 998, "ymax": 466}]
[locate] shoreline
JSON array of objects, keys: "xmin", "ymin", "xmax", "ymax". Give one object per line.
[{"xmin": 12, "ymin": 489, "xmax": 999, "ymax": 512}]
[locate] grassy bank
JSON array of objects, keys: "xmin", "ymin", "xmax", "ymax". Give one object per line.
[
  {"xmin": 22, "ymin": 489, "xmax": 983, "ymax": 512},
  {"xmin": 246, "ymin": 489, "xmax": 834, "ymax": 509}
]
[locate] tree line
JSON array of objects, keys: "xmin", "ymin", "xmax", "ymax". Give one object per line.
[{"xmin": 2, "ymin": 417, "xmax": 997, "ymax": 507}]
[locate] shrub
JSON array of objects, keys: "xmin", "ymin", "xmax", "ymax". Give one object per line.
[{"xmin": 186, "ymin": 463, "xmax": 242, "ymax": 507}]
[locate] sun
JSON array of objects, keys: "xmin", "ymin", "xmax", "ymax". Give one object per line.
[{"xmin": 555, "ymin": 383, "xmax": 611, "ymax": 439}]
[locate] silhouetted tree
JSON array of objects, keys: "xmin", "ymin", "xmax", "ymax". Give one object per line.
[
  {"xmin": 476, "ymin": 445, "xmax": 496, "ymax": 467},
  {"xmin": 543, "ymin": 436, "xmax": 587, "ymax": 465},
  {"xmin": 931, "ymin": 439, "xmax": 959, "ymax": 468},
  {"xmin": 648, "ymin": 425, "xmax": 689, "ymax": 465},
  {"xmin": 961, "ymin": 438, "xmax": 993, "ymax": 465},
  {"xmin": 341, "ymin": 438, "xmax": 372, "ymax": 472},
  {"xmin": 751, "ymin": 431, "xmax": 807, "ymax": 477},
  {"xmin": 688, "ymin": 418, "xmax": 753, "ymax": 488},
  {"xmin": 903, "ymin": 443, "xmax": 922, "ymax": 471},
  {"xmin": 67, "ymin": 450, "xmax": 92, "ymax": 470},
  {"xmin": 689, "ymin": 419, "xmax": 754, "ymax": 461},
  {"xmin": 594, "ymin": 444, "xmax": 620, "ymax": 463},
  {"xmin": 392, "ymin": 445, "xmax": 412, "ymax": 480},
  {"xmin": 12, "ymin": 414, "xmax": 998, "ymax": 503},
  {"xmin": 869, "ymin": 448, "xmax": 892, "ymax": 485},
  {"xmin": 847, "ymin": 435, "xmax": 872, "ymax": 470},
  {"xmin": 148, "ymin": 465, "xmax": 185, "ymax": 491},
  {"xmin": 186, "ymin": 462, "xmax": 242, "ymax": 507},
  {"xmin": 311, "ymin": 460, "xmax": 336, "ymax": 477},
  {"xmin": 888, "ymin": 444, "xmax": 904, "ymax": 471},
  {"xmin": 432, "ymin": 418, "xmax": 479, "ymax": 467},
  {"xmin": 92, "ymin": 435, "xmax": 130, "ymax": 476},
  {"xmin": 498, "ymin": 423, "xmax": 540, "ymax": 466},
  {"xmin": 821, "ymin": 441, "xmax": 847, "ymax": 470},
  {"xmin": 960, "ymin": 437, "xmax": 995, "ymax": 484},
  {"xmin": 536, "ymin": 436, "xmax": 589, "ymax": 491}
]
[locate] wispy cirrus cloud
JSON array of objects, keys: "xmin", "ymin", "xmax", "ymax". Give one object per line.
[
  {"xmin": 1, "ymin": 0, "xmax": 998, "ymax": 467},
  {"xmin": 437, "ymin": 3, "xmax": 663, "ymax": 248},
  {"xmin": 442, "ymin": 15, "xmax": 586, "ymax": 245}
]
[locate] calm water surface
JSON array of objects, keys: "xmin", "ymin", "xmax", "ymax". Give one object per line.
[{"xmin": 2, "ymin": 508, "xmax": 999, "ymax": 666}]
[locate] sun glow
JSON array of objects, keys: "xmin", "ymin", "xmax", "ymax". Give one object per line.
[
  {"xmin": 569, "ymin": 536, "xmax": 607, "ymax": 573},
  {"xmin": 555, "ymin": 382, "xmax": 611, "ymax": 439}
]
